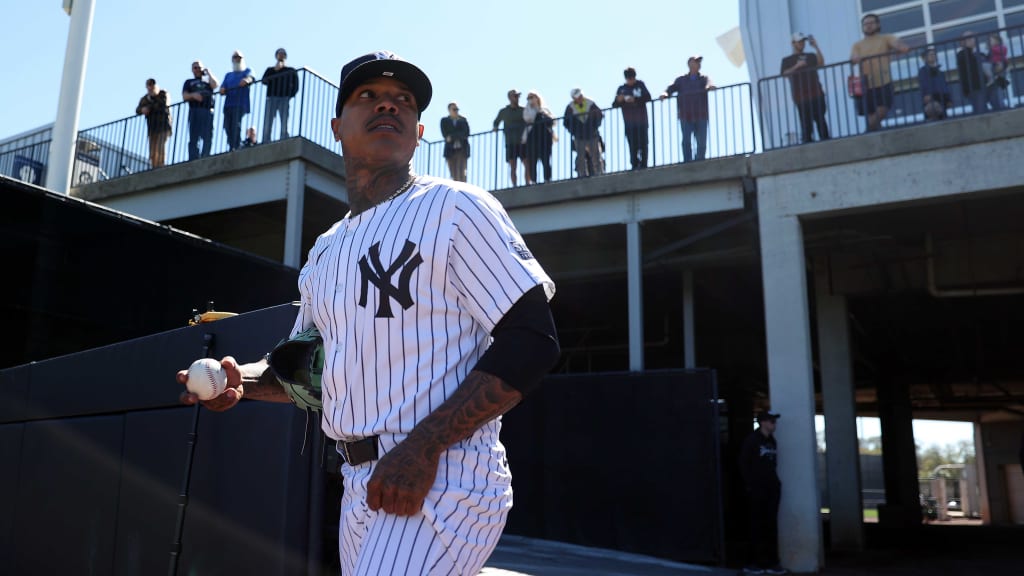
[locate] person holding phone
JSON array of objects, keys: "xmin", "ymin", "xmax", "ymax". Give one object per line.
[
  {"xmin": 182, "ymin": 60, "xmax": 219, "ymax": 160},
  {"xmin": 780, "ymin": 33, "xmax": 829, "ymax": 144}
]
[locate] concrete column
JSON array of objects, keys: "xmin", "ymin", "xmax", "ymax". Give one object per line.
[
  {"xmin": 283, "ymin": 159, "xmax": 306, "ymax": 268},
  {"xmin": 973, "ymin": 422, "xmax": 990, "ymax": 523},
  {"xmin": 683, "ymin": 269, "xmax": 696, "ymax": 369},
  {"xmin": 759, "ymin": 212, "xmax": 821, "ymax": 573},
  {"xmin": 877, "ymin": 368, "xmax": 922, "ymax": 527},
  {"xmin": 46, "ymin": 0, "xmax": 96, "ymax": 194},
  {"xmin": 626, "ymin": 220, "xmax": 644, "ymax": 371},
  {"xmin": 813, "ymin": 263, "xmax": 864, "ymax": 551}
]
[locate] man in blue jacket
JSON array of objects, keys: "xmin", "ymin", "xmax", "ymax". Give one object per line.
[{"xmin": 220, "ymin": 50, "xmax": 256, "ymax": 151}]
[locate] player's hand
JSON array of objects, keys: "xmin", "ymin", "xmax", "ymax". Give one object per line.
[
  {"xmin": 177, "ymin": 356, "xmax": 244, "ymax": 411},
  {"xmin": 365, "ymin": 440, "xmax": 439, "ymax": 516}
]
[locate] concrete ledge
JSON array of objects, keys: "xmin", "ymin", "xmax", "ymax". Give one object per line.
[
  {"xmin": 495, "ymin": 155, "xmax": 750, "ymax": 209},
  {"xmin": 72, "ymin": 138, "xmax": 346, "ymax": 202},
  {"xmin": 751, "ymin": 107, "xmax": 1024, "ymax": 178}
]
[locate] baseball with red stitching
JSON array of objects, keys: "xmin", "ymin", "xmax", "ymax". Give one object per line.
[{"xmin": 186, "ymin": 358, "xmax": 228, "ymax": 401}]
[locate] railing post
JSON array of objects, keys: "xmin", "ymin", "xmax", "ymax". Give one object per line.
[
  {"xmin": 650, "ymin": 100, "xmax": 657, "ymax": 167},
  {"xmin": 117, "ymin": 119, "xmax": 128, "ymax": 179},
  {"xmin": 298, "ymin": 69, "xmax": 306, "ymax": 140}
]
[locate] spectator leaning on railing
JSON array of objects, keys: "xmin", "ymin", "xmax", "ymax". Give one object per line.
[
  {"xmin": 780, "ymin": 33, "xmax": 829, "ymax": 144},
  {"xmin": 661, "ymin": 55, "xmax": 715, "ymax": 162},
  {"xmin": 261, "ymin": 48, "xmax": 299, "ymax": 143},
  {"xmin": 849, "ymin": 13, "xmax": 909, "ymax": 132},
  {"xmin": 136, "ymin": 78, "xmax": 172, "ymax": 168},
  {"xmin": 612, "ymin": 67, "xmax": 653, "ymax": 170}
]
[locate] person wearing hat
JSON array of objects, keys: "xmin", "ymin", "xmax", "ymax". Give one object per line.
[
  {"xmin": 492, "ymin": 89, "xmax": 528, "ymax": 186},
  {"xmin": 613, "ymin": 67, "xmax": 653, "ymax": 170},
  {"xmin": 182, "ymin": 59, "xmax": 219, "ymax": 160},
  {"xmin": 177, "ymin": 50, "xmax": 560, "ymax": 575},
  {"xmin": 440, "ymin": 101, "xmax": 470, "ymax": 181},
  {"xmin": 219, "ymin": 50, "xmax": 256, "ymax": 151},
  {"xmin": 780, "ymin": 33, "xmax": 830, "ymax": 144},
  {"xmin": 563, "ymin": 87, "xmax": 605, "ymax": 177},
  {"xmin": 260, "ymin": 48, "xmax": 299, "ymax": 143},
  {"xmin": 660, "ymin": 55, "xmax": 715, "ymax": 162},
  {"xmin": 738, "ymin": 411, "xmax": 787, "ymax": 575}
]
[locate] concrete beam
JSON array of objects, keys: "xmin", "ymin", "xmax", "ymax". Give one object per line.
[
  {"xmin": 99, "ymin": 164, "xmax": 290, "ymax": 221},
  {"xmin": 509, "ymin": 180, "xmax": 745, "ymax": 234}
]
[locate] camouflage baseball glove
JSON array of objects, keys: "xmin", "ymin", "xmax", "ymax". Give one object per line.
[{"xmin": 267, "ymin": 327, "xmax": 323, "ymax": 412}]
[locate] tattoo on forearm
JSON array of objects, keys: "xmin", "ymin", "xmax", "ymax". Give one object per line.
[
  {"xmin": 239, "ymin": 362, "xmax": 290, "ymax": 402},
  {"xmin": 411, "ymin": 371, "xmax": 521, "ymax": 458}
]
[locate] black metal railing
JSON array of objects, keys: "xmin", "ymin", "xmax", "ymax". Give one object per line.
[
  {"xmin": 759, "ymin": 23, "xmax": 1022, "ymax": 149},
  {"xmin": 71, "ymin": 68, "xmax": 342, "ymax": 187},
  {"xmin": 415, "ymin": 83, "xmax": 756, "ymax": 191},
  {"xmin": 15, "ymin": 23, "xmax": 1016, "ymax": 193},
  {"xmin": 70, "ymin": 78, "xmax": 755, "ymax": 190}
]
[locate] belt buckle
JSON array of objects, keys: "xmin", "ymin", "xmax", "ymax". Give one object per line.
[{"xmin": 338, "ymin": 440, "xmax": 352, "ymax": 464}]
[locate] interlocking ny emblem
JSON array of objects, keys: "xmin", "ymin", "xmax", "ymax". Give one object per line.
[{"xmin": 358, "ymin": 240, "xmax": 423, "ymax": 318}]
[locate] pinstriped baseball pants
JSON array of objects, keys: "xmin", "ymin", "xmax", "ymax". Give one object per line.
[{"xmin": 338, "ymin": 432, "xmax": 513, "ymax": 575}]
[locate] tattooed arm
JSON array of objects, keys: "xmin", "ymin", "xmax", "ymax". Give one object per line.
[
  {"xmin": 178, "ymin": 356, "xmax": 291, "ymax": 411},
  {"xmin": 365, "ymin": 370, "xmax": 522, "ymax": 516}
]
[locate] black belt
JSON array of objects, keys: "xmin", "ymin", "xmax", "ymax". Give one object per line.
[{"xmin": 337, "ymin": 436, "xmax": 379, "ymax": 466}]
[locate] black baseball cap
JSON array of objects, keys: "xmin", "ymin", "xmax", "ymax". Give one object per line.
[
  {"xmin": 756, "ymin": 411, "xmax": 781, "ymax": 422},
  {"xmin": 335, "ymin": 50, "xmax": 433, "ymax": 119}
]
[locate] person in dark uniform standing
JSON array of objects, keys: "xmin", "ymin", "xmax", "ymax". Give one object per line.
[{"xmin": 738, "ymin": 411, "xmax": 787, "ymax": 575}]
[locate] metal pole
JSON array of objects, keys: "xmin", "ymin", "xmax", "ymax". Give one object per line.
[
  {"xmin": 168, "ymin": 332, "xmax": 214, "ymax": 576},
  {"xmin": 46, "ymin": 0, "xmax": 96, "ymax": 194}
]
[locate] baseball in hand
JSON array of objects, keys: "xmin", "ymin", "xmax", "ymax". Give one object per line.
[{"xmin": 186, "ymin": 358, "xmax": 228, "ymax": 401}]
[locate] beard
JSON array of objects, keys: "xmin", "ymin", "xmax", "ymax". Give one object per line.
[{"xmin": 232, "ymin": 60, "xmax": 244, "ymax": 72}]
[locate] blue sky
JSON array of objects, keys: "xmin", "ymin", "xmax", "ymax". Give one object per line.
[{"xmin": 3, "ymin": 0, "xmax": 748, "ymax": 143}]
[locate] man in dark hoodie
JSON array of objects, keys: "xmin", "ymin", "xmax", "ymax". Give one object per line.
[
  {"xmin": 612, "ymin": 67, "xmax": 652, "ymax": 169},
  {"xmin": 738, "ymin": 411, "xmax": 787, "ymax": 575}
]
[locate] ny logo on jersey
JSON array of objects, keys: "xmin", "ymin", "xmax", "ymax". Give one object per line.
[{"xmin": 358, "ymin": 240, "xmax": 423, "ymax": 318}]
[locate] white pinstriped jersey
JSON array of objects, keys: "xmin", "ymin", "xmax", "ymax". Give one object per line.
[{"xmin": 290, "ymin": 174, "xmax": 554, "ymax": 442}]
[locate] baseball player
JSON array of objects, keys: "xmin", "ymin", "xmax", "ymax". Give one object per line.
[{"xmin": 178, "ymin": 50, "xmax": 560, "ymax": 575}]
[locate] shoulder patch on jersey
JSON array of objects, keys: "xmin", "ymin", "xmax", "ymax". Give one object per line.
[{"xmin": 510, "ymin": 241, "xmax": 534, "ymax": 260}]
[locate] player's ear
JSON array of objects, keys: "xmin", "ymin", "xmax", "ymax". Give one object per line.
[
  {"xmin": 416, "ymin": 123, "xmax": 424, "ymax": 145},
  {"xmin": 331, "ymin": 118, "xmax": 342, "ymax": 142}
]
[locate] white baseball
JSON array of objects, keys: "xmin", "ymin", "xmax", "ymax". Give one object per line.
[{"xmin": 186, "ymin": 358, "xmax": 228, "ymax": 401}]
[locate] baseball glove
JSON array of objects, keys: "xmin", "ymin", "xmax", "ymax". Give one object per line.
[{"xmin": 267, "ymin": 327, "xmax": 324, "ymax": 412}]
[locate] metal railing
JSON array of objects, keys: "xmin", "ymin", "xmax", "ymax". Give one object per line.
[
  {"xmin": 759, "ymin": 23, "xmax": 1022, "ymax": 149},
  {"xmin": 416, "ymin": 83, "xmax": 756, "ymax": 191},
  {"xmin": 9, "ymin": 24, "xmax": 1014, "ymax": 193},
  {"xmin": 71, "ymin": 67, "xmax": 342, "ymax": 187},
  {"xmin": 70, "ymin": 78, "xmax": 755, "ymax": 191}
]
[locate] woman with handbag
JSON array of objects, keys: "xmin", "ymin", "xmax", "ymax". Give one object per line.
[
  {"xmin": 136, "ymin": 78, "xmax": 173, "ymax": 168},
  {"xmin": 440, "ymin": 101, "xmax": 471, "ymax": 182},
  {"xmin": 522, "ymin": 91, "xmax": 557, "ymax": 185}
]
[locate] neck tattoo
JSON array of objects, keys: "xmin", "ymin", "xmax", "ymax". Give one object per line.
[{"xmin": 349, "ymin": 174, "xmax": 417, "ymax": 218}]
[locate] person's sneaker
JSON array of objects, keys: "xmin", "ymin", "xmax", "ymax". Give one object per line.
[
  {"xmin": 765, "ymin": 565, "xmax": 788, "ymax": 575},
  {"xmin": 742, "ymin": 567, "xmax": 765, "ymax": 575}
]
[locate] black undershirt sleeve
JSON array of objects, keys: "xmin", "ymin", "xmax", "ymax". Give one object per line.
[{"xmin": 473, "ymin": 285, "xmax": 560, "ymax": 396}]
